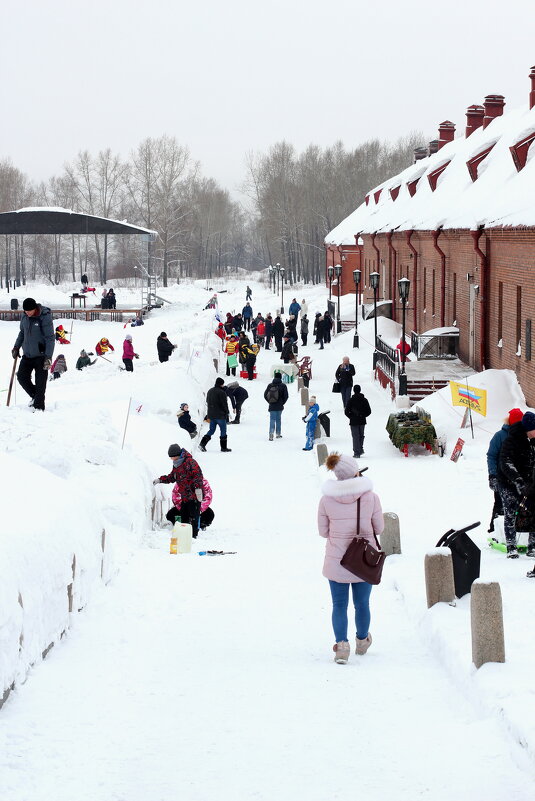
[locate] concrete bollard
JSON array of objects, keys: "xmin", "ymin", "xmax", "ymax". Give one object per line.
[
  {"xmin": 300, "ymin": 387, "xmax": 309, "ymax": 408},
  {"xmin": 314, "ymin": 420, "xmax": 321, "ymax": 439},
  {"xmin": 424, "ymin": 549, "xmax": 455, "ymax": 608},
  {"xmin": 317, "ymin": 443, "xmax": 328, "ymax": 466},
  {"xmin": 297, "ymin": 377, "xmax": 304, "ymax": 390},
  {"xmin": 382, "ymin": 513, "xmax": 401, "ymax": 555},
  {"xmin": 471, "ymin": 580, "xmax": 505, "ymax": 669}
]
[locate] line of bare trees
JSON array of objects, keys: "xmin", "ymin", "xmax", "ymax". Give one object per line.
[{"xmin": 0, "ymin": 131, "xmax": 423, "ymax": 287}]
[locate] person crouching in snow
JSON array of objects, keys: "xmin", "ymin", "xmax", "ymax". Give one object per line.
[
  {"xmin": 177, "ymin": 403, "xmax": 198, "ymax": 439},
  {"xmin": 154, "ymin": 444, "xmax": 204, "ymax": 538},
  {"xmin": 303, "ymin": 396, "xmax": 319, "ymax": 451},
  {"xmin": 122, "ymin": 334, "xmax": 138, "ymax": 372},
  {"xmin": 76, "ymin": 350, "xmax": 96, "ymax": 370},
  {"xmin": 96, "ymin": 337, "xmax": 114, "ymax": 356},
  {"xmin": 50, "ymin": 354, "xmax": 67, "ymax": 380},
  {"xmin": 55, "ymin": 325, "xmax": 70, "ymax": 344},
  {"xmin": 167, "ymin": 477, "xmax": 215, "ymax": 531},
  {"xmin": 318, "ymin": 452, "xmax": 384, "ymax": 664}
]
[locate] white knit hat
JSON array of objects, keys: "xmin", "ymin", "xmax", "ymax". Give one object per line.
[{"xmin": 326, "ymin": 452, "xmax": 360, "ymax": 480}]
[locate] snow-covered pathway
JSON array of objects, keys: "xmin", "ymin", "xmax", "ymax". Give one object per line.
[{"xmin": 0, "ymin": 281, "xmax": 534, "ymax": 800}]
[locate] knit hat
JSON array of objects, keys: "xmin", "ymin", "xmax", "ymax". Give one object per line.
[
  {"xmin": 215, "ymin": 377, "xmax": 225, "ymax": 387},
  {"xmin": 354, "ymin": 385, "xmax": 361, "ymax": 393},
  {"xmin": 168, "ymin": 443, "xmax": 182, "ymax": 457},
  {"xmin": 508, "ymin": 408, "xmax": 523, "ymax": 425},
  {"xmin": 160, "ymin": 332, "xmax": 167, "ymax": 337},
  {"xmin": 325, "ymin": 452, "xmax": 360, "ymax": 480},
  {"xmin": 125, "ymin": 334, "xmax": 132, "ymax": 341},
  {"xmin": 521, "ymin": 411, "xmax": 535, "ymax": 432},
  {"xmin": 22, "ymin": 297, "xmax": 37, "ymax": 311},
  {"xmin": 309, "ymin": 395, "xmax": 317, "ymax": 403},
  {"xmin": 179, "ymin": 403, "xmax": 188, "ymax": 410}
]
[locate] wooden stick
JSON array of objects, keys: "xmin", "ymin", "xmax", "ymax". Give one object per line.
[
  {"xmin": 6, "ymin": 355, "xmax": 18, "ymax": 406},
  {"xmin": 121, "ymin": 397, "xmax": 132, "ymax": 450}
]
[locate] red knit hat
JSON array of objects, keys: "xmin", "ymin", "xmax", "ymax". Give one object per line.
[{"xmin": 508, "ymin": 408, "xmax": 523, "ymax": 424}]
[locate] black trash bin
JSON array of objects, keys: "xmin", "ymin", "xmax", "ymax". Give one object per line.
[
  {"xmin": 436, "ymin": 522, "xmax": 481, "ymax": 598},
  {"xmin": 11, "ymin": 298, "xmax": 19, "ymax": 310},
  {"xmin": 318, "ymin": 411, "xmax": 331, "ymax": 438}
]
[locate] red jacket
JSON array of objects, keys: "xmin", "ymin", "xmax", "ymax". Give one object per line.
[
  {"xmin": 215, "ymin": 324, "xmax": 225, "ymax": 340},
  {"xmin": 96, "ymin": 339, "xmax": 114, "ymax": 355},
  {"xmin": 257, "ymin": 321, "xmax": 265, "ymax": 336},
  {"xmin": 158, "ymin": 450, "xmax": 203, "ymax": 502}
]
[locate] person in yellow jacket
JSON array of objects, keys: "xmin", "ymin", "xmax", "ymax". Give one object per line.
[{"xmin": 224, "ymin": 335, "xmax": 239, "ymax": 377}]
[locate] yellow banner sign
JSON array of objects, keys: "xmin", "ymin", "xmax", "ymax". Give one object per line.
[{"xmin": 449, "ymin": 381, "xmax": 487, "ymax": 416}]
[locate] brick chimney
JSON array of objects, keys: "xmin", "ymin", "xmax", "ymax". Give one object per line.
[
  {"xmin": 428, "ymin": 140, "xmax": 439, "ymax": 156},
  {"xmin": 483, "ymin": 95, "xmax": 505, "ymax": 129},
  {"xmin": 530, "ymin": 66, "xmax": 535, "ymax": 110},
  {"xmin": 437, "ymin": 121, "xmax": 455, "ymax": 150},
  {"xmin": 465, "ymin": 105, "xmax": 485, "ymax": 137},
  {"xmin": 413, "ymin": 146, "xmax": 428, "ymax": 163}
]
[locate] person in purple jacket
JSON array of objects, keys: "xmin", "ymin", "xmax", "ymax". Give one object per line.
[{"xmin": 317, "ymin": 452, "xmax": 384, "ymax": 664}]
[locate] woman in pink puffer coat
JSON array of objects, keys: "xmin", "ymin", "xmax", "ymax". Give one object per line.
[{"xmin": 318, "ymin": 452, "xmax": 384, "ymax": 664}]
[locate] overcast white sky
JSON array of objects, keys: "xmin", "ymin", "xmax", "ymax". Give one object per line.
[{"xmin": 1, "ymin": 0, "xmax": 534, "ymax": 196}]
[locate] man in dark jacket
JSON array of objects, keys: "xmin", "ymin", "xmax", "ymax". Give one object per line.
[
  {"xmin": 265, "ymin": 314, "xmax": 273, "ymax": 350},
  {"xmin": 486, "ymin": 408, "xmax": 523, "ymax": 531},
  {"xmin": 264, "ymin": 371, "xmax": 289, "ymax": 440},
  {"xmin": 323, "ymin": 311, "xmax": 333, "ymax": 343},
  {"xmin": 242, "ymin": 302, "xmax": 253, "ymax": 331},
  {"xmin": 335, "ymin": 356, "xmax": 356, "ymax": 408},
  {"xmin": 280, "ymin": 334, "xmax": 295, "ymax": 364},
  {"xmin": 157, "ymin": 332, "xmax": 176, "ymax": 363},
  {"xmin": 273, "ymin": 315, "xmax": 284, "ymax": 352},
  {"xmin": 344, "ymin": 384, "xmax": 371, "ymax": 458},
  {"xmin": 316, "ymin": 315, "xmax": 325, "ymax": 349},
  {"xmin": 300, "ymin": 314, "xmax": 309, "ymax": 346},
  {"xmin": 154, "ymin": 444, "xmax": 203, "ymax": 537},
  {"xmin": 12, "ymin": 298, "xmax": 55, "ymax": 411},
  {"xmin": 200, "ymin": 377, "xmax": 232, "ymax": 452},
  {"xmin": 226, "ymin": 381, "xmax": 249, "ymax": 424},
  {"xmin": 232, "ymin": 313, "xmax": 243, "ymax": 333},
  {"xmin": 498, "ymin": 412, "xmax": 535, "ymax": 558}
]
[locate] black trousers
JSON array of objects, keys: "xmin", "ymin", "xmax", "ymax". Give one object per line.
[
  {"xmin": 301, "ymin": 334, "xmax": 308, "ymax": 346},
  {"xmin": 17, "ymin": 355, "xmax": 48, "ymax": 410},
  {"xmin": 274, "ymin": 336, "xmax": 283, "ymax": 352},
  {"xmin": 246, "ymin": 356, "xmax": 256, "ymax": 380},
  {"xmin": 244, "ymin": 318, "xmax": 251, "ymax": 331},
  {"xmin": 123, "ymin": 358, "xmax": 133, "ymax": 372},
  {"xmin": 265, "ymin": 335, "xmax": 272, "ymax": 350},
  {"xmin": 165, "ymin": 500, "xmax": 201, "ymax": 538}
]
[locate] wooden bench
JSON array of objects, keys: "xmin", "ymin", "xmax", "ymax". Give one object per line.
[{"xmin": 70, "ymin": 294, "xmax": 87, "ymax": 308}]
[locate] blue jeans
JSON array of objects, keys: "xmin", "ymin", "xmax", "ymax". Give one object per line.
[
  {"xmin": 269, "ymin": 410, "xmax": 282, "ymax": 435},
  {"xmin": 341, "ymin": 385, "xmax": 352, "ymax": 408},
  {"xmin": 208, "ymin": 418, "xmax": 227, "ymax": 437},
  {"xmin": 328, "ymin": 580, "xmax": 372, "ymax": 641}
]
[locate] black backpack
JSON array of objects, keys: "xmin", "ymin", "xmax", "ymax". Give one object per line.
[{"xmin": 266, "ymin": 384, "xmax": 280, "ymax": 404}]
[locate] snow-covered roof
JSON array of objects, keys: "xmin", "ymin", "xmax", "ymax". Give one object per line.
[
  {"xmin": 325, "ymin": 102, "xmax": 535, "ymax": 244},
  {"xmin": 0, "ymin": 207, "xmax": 157, "ymax": 238}
]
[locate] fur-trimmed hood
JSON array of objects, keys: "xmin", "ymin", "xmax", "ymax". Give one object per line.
[{"xmin": 321, "ymin": 476, "xmax": 372, "ymax": 503}]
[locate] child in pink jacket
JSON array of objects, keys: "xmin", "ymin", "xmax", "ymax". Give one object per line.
[
  {"xmin": 318, "ymin": 452, "xmax": 384, "ymax": 664},
  {"xmin": 167, "ymin": 478, "xmax": 215, "ymax": 530},
  {"xmin": 122, "ymin": 334, "xmax": 138, "ymax": 372}
]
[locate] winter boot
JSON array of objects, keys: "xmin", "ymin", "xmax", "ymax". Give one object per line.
[
  {"xmin": 199, "ymin": 434, "xmax": 211, "ymax": 452},
  {"xmin": 220, "ymin": 436, "xmax": 232, "ymax": 452},
  {"xmin": 269, "ymin": 433, "xmax": 274, "ymax": 441},
  {"xmin": 356, "ymin": 633, "xmax": 372, "ymax": 655},
  {"xmin": 506, "ymin": 543, "xmax": 519, "ymax": 559},
  {"xmin": 333, "ymin": 641, "xmax": 350, "ymax": 664}
]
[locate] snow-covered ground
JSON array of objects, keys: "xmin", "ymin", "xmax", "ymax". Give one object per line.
[{"xmin": 0, "ymin": 277, "xmax": 534, "ymax": 800}]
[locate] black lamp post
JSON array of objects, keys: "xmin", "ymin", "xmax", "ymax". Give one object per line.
[
  {"xmin": 353, "ymin": 269, "xmax": 361, "ymax": 348},
  {"xmin": 398, "ymin": 276, "xmax": 410, "ymax": 395},
  {"xmin": 268, "ymin": 264, "xmax": 274, "ymax": 292},
  {"xmin": 327, "ymin": 265, "xmax": 334, "ymax": 299},
  {"xmin": 335, "ymin": 263, "xmax": 342, "ymax": 333},
  {"xmin": 280, "ymin": 266, "xmax": 285, "ymax": 313},
  {"xmin": 370, "ymin": 271, "xmax": 380, "ymax": 367}
]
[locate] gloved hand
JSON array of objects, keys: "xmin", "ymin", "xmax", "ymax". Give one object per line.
[
  {"xmin": 302, "ymin": 416, "xmax": 306, "ymax": 422},
  {"xmin": 11, "ymin": 347, "xmax": 19, "ymax": 359},
  {"xmin": 488, "ymin": 476, "xmax": 498, "ymax": 492},
  {"xmin": 43, "ymin": 358, "xmax": 52, "ymax": 370},
  {"xmin": 153, "ymin": 478, "xmax": 161, "ymax": 485},
  {"xmin": 134, "ymin": 353, "xmax": 139, "ymax": 359},
  {"xmin": 195, "ymin": 488, "xmax": 203, "ymax": 503}
]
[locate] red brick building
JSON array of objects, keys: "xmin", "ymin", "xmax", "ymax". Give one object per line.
[{"xmin": 325, "ymin": 66, "xmax": 535, "ymax": 405}]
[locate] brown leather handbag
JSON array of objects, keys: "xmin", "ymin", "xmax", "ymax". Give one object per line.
[{"xmin": 340, "ymin": 499, "xmax": 386, "ymax": 585}]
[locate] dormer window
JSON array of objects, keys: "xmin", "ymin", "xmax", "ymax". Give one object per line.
[
  {"xmin": 466, "ymin": 144, "xmax": 496, "ymax": 181},
  {"xmin": 373, "ymin": 189, "xmax": 382, "ymax": 204},
  {"xmin": 390, "ymin": 185, "xmax": 401, "ymax": 201},
  {"xmin": 365, "ymin": 194, "xmax": 370, "ymax": 206},
  {"xmin": 510, "ymin": 130, "xmax": 535, "ymax": 172},
  {"xmin": 427, "ymin": 161, "xmax": 451, "ymax": 192},
  {"xmin": 407, "ymin": 178, "xmax": 420, "ymax": 197}
]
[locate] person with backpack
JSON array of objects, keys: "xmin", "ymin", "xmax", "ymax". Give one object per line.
[
  {"xmin": 264, "ymin": 371, "xmax": 289, "ymax": 440},
  {"xmin": 344, "ymin": 385, "xmax": 372, "ymax": 458},
  {"xmin": 200, "ymin": 377, "xmax": 232, "ymax": 452}
]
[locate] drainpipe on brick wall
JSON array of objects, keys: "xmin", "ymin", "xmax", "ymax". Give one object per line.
[
  {"xmin": 432, "ymin": 228, "xmax": 446, "ymax": 327},
  {"xmin": 471, "ymin": 227, "xmax": 487, "ymax": 370},
  {"xmin": 406, "ymin": 231, "xmax": 418, "ymax": 331},
  {"xmin": 386, "ymin": 231, "xmax": 397, "ymax": 322},
  {"xmin": 371, "ymin": 232, "xmax": 380, "ymax": 278}
]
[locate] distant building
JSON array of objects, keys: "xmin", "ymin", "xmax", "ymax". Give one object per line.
[{"xmin": 325, "ymin": 65, "xmax": 535, "ymax": 404}]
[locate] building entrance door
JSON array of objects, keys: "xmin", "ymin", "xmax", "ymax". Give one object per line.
[{"xmin": 468, "ymin": 283, "xmax": 478, "ymax": 367}]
